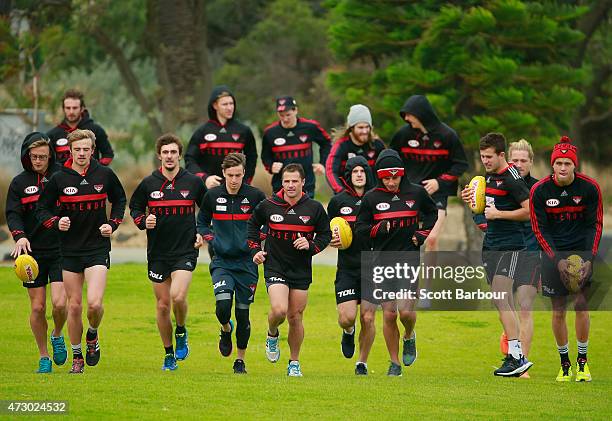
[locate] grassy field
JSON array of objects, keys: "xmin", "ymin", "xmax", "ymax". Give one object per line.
[{"xmin": 0, "ymin": 263, "xmax": 610, "ymax": 420}]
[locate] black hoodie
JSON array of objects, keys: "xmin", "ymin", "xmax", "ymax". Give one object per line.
[
  {"xmin": 130, "ymin": 168, "xmax": 206, "ymax": 260},
  {"xmin": 390, "ymin": 95, "xmax": 468, "ymax": 196},
  {"xmin": 247, "ymin": 189, "xmax": 331, "ymax": 282},
  {"xmin": 36, "ymin": 157, "xmax": 126, "ymax": 257},
  {"xmin": 185, "ymin": 85, "xmax": 257, "ymax": 182},
  {"xmin": 327, "ymin": 156, "xmax": 375, "ymax": 270},
  {"xmin": 6, "ymin": 132, "xmax": 61, "ymax": 256},
  {"xmin": 47, "ymin": 109, "xmax": 114, "ymax": 165},
  {"xmin": 355, "ymin": 150, "xmax": 438, "ymax": 252}
]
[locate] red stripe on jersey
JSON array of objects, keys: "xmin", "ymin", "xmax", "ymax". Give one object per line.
[
  {"xmin": 199, "ymin": 142, "xmax": 245, "ymax": 150},
  {"xmin": 400, "ymin": 148, "xmax": 449, "ymax": 156},
  {"xmin": 268, "ymin": 223, "xmax": 316, "ymax": 232},
  {"xmin": 272, "ymin": 143, "xmax": 311, "ymax": 153},
  {"xmin": 529, "ymin": 178, "xmax": 555, "ymax": 259},
  {"xmin": 485, "ymin": 187, "xmax": 508, "ymax": 196},
  {"xmin": 60, "ymin": 193, "xmax": 107, "ymax": 203},
  {"xmin": 212, "ymin": 213, "xmax": 251, "ymax": 220},
  {"xmin": 544, "ymin": 205, "xmax": 586, "ymax": 214},
  {"xmin": 21, "ymin": 195, "xmax": 40, "ymax": 204},
  {"xmin": 148, "ymin": 200, "xmax": 194, "ymax": 207},
  {"xmin": 373, "ymin": 210, "xmax": 418, "ymax": 220},
  {"xmin": 298, "ymin": 117, "xmax": 331, "ymax": 140},
  {"xmin": 576, "ymin": 173, "xmax": 603, "ymax": 256},
  {"xmin": 55, "ymin": 146, "xmax": 70, "ymax": 152},
  {"xmin": 439, "ymin": 174, "xmax": 458, "ymax": 181},
  {"xmin": 341, "ymin": 215, "xmax": 356, "ymax": 222}
]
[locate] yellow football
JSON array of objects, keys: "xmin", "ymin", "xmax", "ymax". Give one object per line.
[
  {"xmin": 468, "ymin": 176, "xmax": 486, "ymax": 214},
  {"xmin": 566, "ymin": 254, "xmax": 584, "ymax": 293},
  {"xmin": 330, "ymin": 216, "xmax": 353, "ymax": 250},
  {"xmin": 14, "ymin": 254, "xmax": 39, "ymax": 283}
]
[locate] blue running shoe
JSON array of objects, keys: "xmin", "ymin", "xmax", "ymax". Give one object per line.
[
  {"xmin": 402, "ymin": 331, "xmax": 417, "ymax": 366},
  {"xmin": 266, "ymin": 334, "xmax": 280, "ymax": 363},
  {"xmin": 162, "ymin": 354, "xmax": 178, "ymax": 371},
  {"xmin": 175, "ymin": 330, "xmax": 189, "ymax": 360},
  {"xmin": 287, "ymin": 360, "xmax": 303, "ymax": 377},
  {"xmin": 50, "ymin": 335, "xmax": 67, "ymax": 366},
  {"xmin": 37, "ymin": 357, "xmax": 52, "ymax": 373}
]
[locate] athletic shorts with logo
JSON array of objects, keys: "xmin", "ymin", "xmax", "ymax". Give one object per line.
[
  {"xmin": 265, "ymin": 272, "xmax": 311, "ymax": 291},
  {"xmin": 210, "ymin": 257, "xmax": 258, "ymax": 305},
  {"xmin": 147, "ymin": 256, "xmax": 197, "ymax": 283},
  {"xmin": 335, "ymin": 268, "xmax": 361, "ymax": 304},
  {"xmin": 63, "ymin": 253, "xmax": 110, "ymax": 273},
  {"xmin": 541, "ymin": 252, "xmax": 592, "ymax": 297},
  {"xmin": 482, "ymin": 250, "xmax": 540, "ymax": 291},
  {"xmin": 23, "ymin": 253, "xmax": 63, "ymax": 289}
]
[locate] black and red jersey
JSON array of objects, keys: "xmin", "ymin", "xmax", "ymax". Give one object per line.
[
  {"xmin": 36, "ymin": 159, "xmax": 126, "ymax": 257},
  {"xmin": 197, "ymin": 183, "xmax": 266, "ymax": 259},
  {"xmin": 391, "ymin": 95, "xmax": 468, "ymax": 196},
  {"xmin": 6, "ymin": 135, "xmax": 61, "ymax": 256},
  {"xmin": 325, "ymin": 136, "xmax": 386, "ymax": 194},
  {"xmin": 483, "ymin": 164, "xmax": 530, "ymax": 250},
  {"xmin": 261, "ymin": 117, "xmax": 331, "ymax": 195},
  {"xmin": 355, "ymin": 183, "xmax": 438, "ymax": 252},
  {"xmin": 530, "ymin": 172, "xmax": 603, "ymax": 262},
  {"xmin": 247, "ymin": 190, "xmax": 331, "ymax": 281},
  {"xmin": 47, "ymin": 110, "xmax": 114, "ymax": 165},
  {"xmin": 185, "ymin": 86, "xmax": 257, "ymax": 182},
  {"xmin": 129, "ymin": 168, "xmax": 206, "ymax": 260}
]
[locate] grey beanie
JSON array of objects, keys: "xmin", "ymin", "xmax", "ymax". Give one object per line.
[{"xmin": 347, "ymin": 104, "xmax": 372, "ymax": 127}]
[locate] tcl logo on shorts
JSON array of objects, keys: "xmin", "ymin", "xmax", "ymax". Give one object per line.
[
  {"xmin": 274, "ymin": 138, "xmax": 286, "ymax": 146},
  {"xmin": 376, "ymin": 202, "xmax": 390, "ymax": 211},
  {"xmin": 24, "ymin": 186, "xmax": 39, "ymax": 194},
  {"xmin": 56, "ymin": 138, "xmax": 68, "ymax": 146},
  {"xmin": 270, "ymin": 214, "xmax": 284, "ymax": 222},
  {"xmin": 216, "ymin": 197, "xmax": 227, "ymax": 203},
  {"xmin": 408, "ymin": 140, "xmax": 420, "ymax": 147},
  {"xmin": 150, "ymin": 191, "xmax": 164, "ymax": 199},
  {"xmin": 213, "ymin": 280, "xmax": 227, "ymax": 289},
  {"xmin": 340, "ymin": 206, "xmax": 353, "ymax": 215},
  {"xmin": 337, "ymin": 289, "xmax": 355, "ymax": 297},
  {"xmin": 204, "ymin": 134, "xmax": 217, "ymax": 141},
  {"xmin": 149, "ymin": 271, "xmax": 163, "ymax": 281},
  {"xmin": 63, "ymin": 187, "xmax": 78, "ymax": 195},
  {"xmin": 546, "ymin": 199, "xmax": 560, "ymax": 207}
]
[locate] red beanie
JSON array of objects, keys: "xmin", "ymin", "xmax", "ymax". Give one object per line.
[{"xmin": 550, "ymin": 136, "xmax": 578, "ymax": 167}]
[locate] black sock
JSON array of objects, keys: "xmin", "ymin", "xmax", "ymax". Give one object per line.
[
  {"xmin": 86, "ymin": 327, "xmax": 97, "ymax": 341},
  {"xmin": 164, "ymin": 345, "xmax": 174, "ymax": 356},
  {"xmin": 175, "ymin": 325, "xmax": 186, "ymax": 335},
  {"xmin": 578, "ymin": 352, "xmax": 587, "ymax": 361},
  {"xmin": 560, "ymin": 353, "xmax": 570, "ymax": 365}
]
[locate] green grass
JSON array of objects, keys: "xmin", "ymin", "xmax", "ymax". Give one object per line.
[{"xmin": 0, "ymin": 264, "xmax": 611, "ymax": 420}]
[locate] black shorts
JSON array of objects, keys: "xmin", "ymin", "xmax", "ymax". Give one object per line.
[
  {"xmin": 430, "ymin": 191, "xmax": 448, "ymax": 211},
  {"xmin": 148, "ymin": 256, "xmax": 197, "ymax": 283},
  {"xmin": 541, "ymin": 253, "xmax": 593, "ymax": 297},
  {"xmin": 482, "ymin": 250, "xmax": 539, "ymax": 291},
  {"xmin": 265, "ymin": 272, "xmax": 311, "ymax": 291},
  {"xmin": 210, "ymin": 259, "xmax": 258, "ymax": 305},
  {"xmin": 335, "ymin": 268, "xmax": 361, "ymax": 304},
  {"xmin": 23, "ymin": 254, "xmax": 63, "ymax": 289},
  {"xmin": 63, "ymin": 253, "xmax": 110, "ymax": 273}
]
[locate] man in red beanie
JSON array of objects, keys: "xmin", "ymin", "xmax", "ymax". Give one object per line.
[{"xmin": 530, "ymin": 136, "xmax": 603, "ymax": 382}]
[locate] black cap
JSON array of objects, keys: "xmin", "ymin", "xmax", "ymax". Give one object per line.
[{"xmin": 276, "ymin": 96, "xmax": 297, "ymax": 112}]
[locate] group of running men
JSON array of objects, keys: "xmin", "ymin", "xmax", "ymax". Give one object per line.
[{"xmin": 6, "ymin": 87, "xmax": 602, "ymax": 380}]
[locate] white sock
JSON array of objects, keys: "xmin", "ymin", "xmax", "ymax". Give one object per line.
[
  {"xmin": 577, "ymin": 340, "xmax": 588, "ymax": 357},
  {"xmin": 344, "ymin": 326, "xmax": 355, "ymax": 335},
  {"xmin": 508, "ymin": 339, "xmax": 523, "ymax": 359},
  {"xmin": 557, "ymin": 343, "xmax": 569, "ymax": 354},
  {"xmin": 71, "ymin": 344, "xmax": 82, "ymax": 357}
]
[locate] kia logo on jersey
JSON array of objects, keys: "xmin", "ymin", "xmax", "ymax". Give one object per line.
[
  {"xmin": 63, "ymin": 187, "xmax": 78, "ymax": 195},
  {"xmin": 340, "ymin": 206, "xmax": 353, "ymax": 215},
  {"xmin": 24, "ymin": 186, "xmax": 39, "ymax": 194},
  {"xmin": 376, "ymin": 203, "xmax": 390, "ymax": 211},
  {"xmin": 56, "ymin": 138, "xmax": 68, "ymax": 146},
  {"xmin": 150, "ymin": 191, "xmax": 164, "ymax": 199},
  {"xmin": 546, "ymin": 199, "xmax": 560, "ymax": 207},
  {"xmin": 274, "ymin": 138, "xmax": 286, "ymax": 146},
  {"xmin": 204, "ymin": 133, "xmax": 217, "ymax": 141},
  {"xmin": 216, "ymin": 197, "xmax": 227, "ymax": 203},
  {"xmin": 270, "ymin": 214, "xmax": 284, "ymax": 222},
  {"xmin": 408, "ymin": 140, "xmax": 419, "ymax": 147}
]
